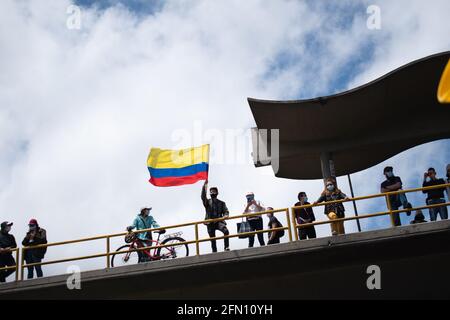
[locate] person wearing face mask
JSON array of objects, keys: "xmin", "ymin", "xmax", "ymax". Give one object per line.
[
  {"xmin": 127, "ymin": 207, "xmax": 163, "ymax": 262},
  {"xmin": 380, "ymin": 166, "xmax": 413, "ymax": 226},
  {"xmin": 422, "ymin": 168, "xmax": 448, "ymax": 221},
  {"xmin": 202, "ymin": 180, "xmax": 230, "ymax": 252},
  {"xmin": 293, "ymin": 192, "xmax": 316, "ymax": 240},
  {"xmin": 314, "ymin": 178, "xmax": 349, "ymax": 236},
  {"xmin": 244, "ymin": 191, "xmax": 266, "ymax": 247},
  {"xmin": 22, "ymin": 219, "xmax": 47, "ymax": 279},
  {"xmin": 0, "ymin": 221, "xmax": 17, "ymax": 283}
]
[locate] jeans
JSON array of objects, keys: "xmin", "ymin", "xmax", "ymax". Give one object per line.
[
  {"xmin": 390, "ymin": 193, "xmax": 410, "ymax": 226},
  {"xmin": 298, "ymin": 226, "xmax": 317, "ymax": 240},
  {"xmin": 25, "ymin": 253, "xmax": 43, "ymax": 279},
  {"xmin": 207, "ymin": 222, "xmax": 229, "ymax": 253},
  {"xmin": 0, "ymin": 255, "xmax": 16, "ymax": 282},
  {"xmin": 427, "ymin": 198, "xmax": 448, "ymax": 221},
  {"xmin": 248, "ymin": 218, "xmax": 265, "ymax": 247}
]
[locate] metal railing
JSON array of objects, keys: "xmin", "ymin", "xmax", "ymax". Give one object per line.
[
  {"xmin": 291, "ymin": 183, "xmax": 450, "ymax": 240},
  {"xmin": 1, "ymin": 183, "xmax": 449, "ymax": 283}
]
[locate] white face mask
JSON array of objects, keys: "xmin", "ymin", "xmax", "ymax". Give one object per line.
[{"xmin": 327, "ymin": 185, "xmax": 334, "ymax": 192}]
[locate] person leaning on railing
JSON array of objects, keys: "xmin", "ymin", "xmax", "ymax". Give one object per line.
[
  {"xmin": 0, "ymin": 221, "xmax": 17, "ymax": 283},
  {"xmin": 243, "ymin": 191, "xmax": 266, "ymax": 247},
  {"xmin": 314, "ymin": 178, "xmax": 349, "ymax": 236},
  {"xmin": 380, "ymin": 166, "xmax": 413, "ymax": 226},
  {"xmin": 266, "ymin": 207, "xmax": 285, "ymax": 245},
  {"xmin": 22, "ymin": 219, "xmax": 47, "ymax": 279},
  {"xmin": 422, "ymin": 167, "xmax": 448, "ymax": 221},
  {"xmin": 201, "ymin": 180, "xmax": 230, "ymax": 253},
  {"xmin": 293, "ymin": 192, "xmax": 316, "ymax": 240}
]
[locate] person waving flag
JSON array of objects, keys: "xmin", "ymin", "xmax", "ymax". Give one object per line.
[{"xmin": 147, "ymin": 144, "xmax": 210, "ymax": 187}]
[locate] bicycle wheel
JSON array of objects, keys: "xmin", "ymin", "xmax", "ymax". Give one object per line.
[
  {"xmin": 111, "ymin": 245, "xmax": 139, "ymax": 267},
  {"xmin": 156, "ymin": 237, "xmax": 189, "ymax": 259}
]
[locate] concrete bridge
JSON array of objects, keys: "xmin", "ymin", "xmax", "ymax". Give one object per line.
[{"xmin": 1, "ymin": 219, "xmax": 450, "ymax": 299}]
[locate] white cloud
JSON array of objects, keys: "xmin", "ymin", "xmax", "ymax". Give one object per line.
[{"xmin": 0, "ymin": 0, "xmax": 449, "ymax": 278}]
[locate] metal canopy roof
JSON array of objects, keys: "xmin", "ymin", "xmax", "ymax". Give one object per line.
[{"xmin": 248, "ymin": 51, "xmax": 450, "ymax": 180}]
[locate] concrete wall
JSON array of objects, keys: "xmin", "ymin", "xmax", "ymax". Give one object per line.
[{"xmin": 1, "ymin": 220, "xmax": 450, "ymax": 299}]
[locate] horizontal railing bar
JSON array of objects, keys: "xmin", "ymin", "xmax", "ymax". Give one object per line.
[
  {"xmin": 22, "ymin": 227, "xmax": 289, "ymax": 268},
  {"xmin": 292, "ymin": 183, "xmax": 450, "ymax": 210},
  {"xmin": 294, "ymin": 201, "xmax": 450, "ymax": 229},
  {"xmin": 22, "ymin": 209, "xmax": 289, "ymax": 251}
]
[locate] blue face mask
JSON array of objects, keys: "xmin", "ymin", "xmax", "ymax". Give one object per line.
[
  {"xmin": 327, "ymin": 185, "xmax": 335, "ymax": 192},
  {"xmin": 386, "ymin": 171, "xmax": 394, "ymax": 178}
]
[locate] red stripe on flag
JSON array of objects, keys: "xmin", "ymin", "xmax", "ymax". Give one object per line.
[{"xmin": 149, "ymin": 171, "xmax": 208, "ymax": 187}]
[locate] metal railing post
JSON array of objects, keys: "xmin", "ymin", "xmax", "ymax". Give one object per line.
[
  {"xmin": 291, "ymin": 207, "xmax": 299, "ymax": 241},
  {"xmin": 20, "ymin": 247, "xmax": 26, "ymax": 281},
  {"xmin": 285, "ymin": 208, "xmax": 293, "ymax": 242},
  {"xmin": 195, "ymin": 223, "xmax": 200, "ymax": 256},
  {"xmin": 385, "ymin": 194, "xmax": 396, "ymax": 227},
  {"xmin": 15, "ymin": 249, "xmax": 19, "ymax": 282},
  {"xmin": 106, "ymin": 236, "xmax": 111, "ymax": 268}
]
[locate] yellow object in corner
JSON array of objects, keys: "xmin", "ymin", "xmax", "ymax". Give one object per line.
[{"xmin": 438, "ymin": 59, "xmax": 450, "ymax": 103}]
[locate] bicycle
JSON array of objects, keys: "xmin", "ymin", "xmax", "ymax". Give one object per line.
[{"xmin": 110, "ymin": 230, "xmax": 189, "ymax": 267}]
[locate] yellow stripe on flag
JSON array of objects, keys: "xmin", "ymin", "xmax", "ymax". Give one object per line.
[
  {"xmin": 147, "ymin": 144, "xmax": 210, "ymax": 169},
  {"xmin": 438, "ymin": 59, "xmax": 450, "ymax": 104}
]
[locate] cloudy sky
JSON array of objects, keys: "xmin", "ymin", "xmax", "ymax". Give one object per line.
[{"xmin": 0, "ymin": 0, "xmax": 449, "ymax": 278}]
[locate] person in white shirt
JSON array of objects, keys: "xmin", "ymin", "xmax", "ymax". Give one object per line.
[{"xmin": 243, "ymin": 191, "xmax": 266, "ymax": 247}]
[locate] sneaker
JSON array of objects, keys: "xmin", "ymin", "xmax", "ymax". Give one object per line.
[
  {"xmin": 405, "ymin": 203, "xmax": 413, "ymax": 216},
  {"xmin": 224, "ymin": 247, "xmax": 230, "ymax": 251}
]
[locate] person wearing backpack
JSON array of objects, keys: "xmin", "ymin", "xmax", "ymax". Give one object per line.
[
  {"xmin": 266, "ymin": 207, "xmax": 284, "ymax": 245},
  {"xmin": 127, "ymin": 207, "xmax": 164, "ymax": 262}
]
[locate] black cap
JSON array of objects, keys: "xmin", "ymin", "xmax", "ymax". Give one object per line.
[{"xmin": 1, "ymin": 221, "xmax": 13, "ymax": 230}]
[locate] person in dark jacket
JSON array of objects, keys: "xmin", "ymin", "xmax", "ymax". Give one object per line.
[
  {"xmin": 202, "ymin": 180, "xmax": 230, "ymax": 253},
  {"xmin": 22, "ymin": 219, "xmax": 47, "ymax": 279},
  {"xmin": 410, "ymin": 210, "xmax": 427, "ymax": 224},
  {"xmin": 314, "ymin": 178, "xmax": 349, "ymax": 236},
  {"xmin": 422, "ymin": 168, "xmax": 448, "ymax": 221},
  {"xmin": 266, "ymin": 208, "xmax": 284, "ymax": 245},
  {"xmin": 380, "ymin": 166, "xmax": 413, "ymax": 226},
  {"xmin": 293, "ymin": 192, "xmax": 316, "ymax": 240},
  {"xmin": 0, "ymin": 221, "xmax": 17, "ymax": 283}
]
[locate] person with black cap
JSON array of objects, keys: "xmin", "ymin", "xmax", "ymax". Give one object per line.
[
  {"xmin": 202, "ymin": 180, "xmax": 230, "ymax": 253},
  {"xmin": 22, "ymin": 219, "xmax": 47, "ymax": 279},
  {"xmin": 0, "ymin": 221, "xmax": 17, "ymax": 283},
  {"xmin": 422, "ymin": 167, "xmax": 448, "ymax": 221},
  {"xmin": 380, "ymin": 166, "xmax": 413, "ymax": 226}
]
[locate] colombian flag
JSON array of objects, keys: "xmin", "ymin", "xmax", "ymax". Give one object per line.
[{"xmin": 147, "ymin": 144, "xmax": 209, "ymax": 187}]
